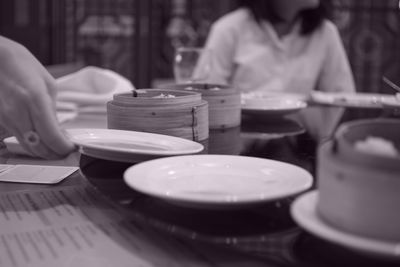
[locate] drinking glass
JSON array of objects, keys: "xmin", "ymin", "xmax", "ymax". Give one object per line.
[{"xmin": 173, "ymin": 47, "xmax": 212, "ymax": 83}]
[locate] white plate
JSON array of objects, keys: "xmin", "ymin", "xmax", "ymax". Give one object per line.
[
  {"xmin": 381, "ymin": 97, "xmax": 400, "ymax": 108},
  {"xmin": 240, "ymin": 118, "xmax": 305, "ymax": 140},
  {"xmin": 311, "ymin": 92, "xmax": 396, "ymax": 108},
  {"xmin": 68, "ymin": 129, "xmax": 204, "ymax": 162},
  {"xmin": 241, "ymin": 92, "xmax": 307, "ymax": 116},
  {"xmin": 291, "ymin": 191, "xmax": 400, "ymax": 259},
  {"xmin": 124, "ymin": 155, "xmax": 313, "ymax": 208}
]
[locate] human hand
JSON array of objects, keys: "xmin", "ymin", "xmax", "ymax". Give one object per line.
[{"xmin": 0, "ymin": 36, "xmax": 75, "ymax": 159}]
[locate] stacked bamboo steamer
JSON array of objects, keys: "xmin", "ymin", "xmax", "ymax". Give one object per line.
[
  {"xmin": 159, "ymin": 83, "xmax": 241, "ymax": 129},
  {"xmin": 107, "ymin": 89, "xmax": 208, "ymax": 141},
  {"xmin": 317, "ymin": 119, "xmax": 400, "ymax": 241}
]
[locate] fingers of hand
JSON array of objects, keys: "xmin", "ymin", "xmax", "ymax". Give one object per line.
[
  {"xmin": 28, "ymin": 93, "xmax": 76, "ymax": 157},
  {"xmin": 0, "ymin": 125, "xmax": 11, "ymax": 140},
  {"xmin": 0, "ymin": 98, "xmax": 74, "ymax": 159},
  {"xmin": 0, "ymin": 51, "xmax": 75, "ymax": 158},
  {"xmin": 1, "ymin": 111, "xmax": 62, "ymax": 159}
]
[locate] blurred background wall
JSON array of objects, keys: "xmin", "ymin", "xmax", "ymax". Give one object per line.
[
  {"xmin": 1, "ymin": 0, "xmax": 400, "ymax": 93},
  {"xmin": 332, "ymin": 0, "xmax": 400, "ymax": 95}
]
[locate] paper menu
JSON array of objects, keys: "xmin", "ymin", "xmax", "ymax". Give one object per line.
[
  {"xmin": 0, "ymin": 185, "xmax": 218, "ymax": 267},
  {"xmin": 0, "ymin": 165, "xmax": 78, "ymax": 184}
]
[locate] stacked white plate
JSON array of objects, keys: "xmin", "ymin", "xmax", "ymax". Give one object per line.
[
  {"xmin": 241, "ymin": 92, "xmax": 307, "ymax": 116},
  {"xmin": 69, "ymin": 128, "xmax": 204, "ymax": 163},
  {"xmin": 311, "ymin": 92, "xmax": 397, "ymax": 109}
]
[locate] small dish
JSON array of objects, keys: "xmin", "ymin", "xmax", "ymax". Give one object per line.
[
  {"xmin": 381, "ymin": 97, "xmax": 400, "ymax": 108},
  {"xmin": 311, "ymin": 92, "xmax": 396, "ymax": 109},
  {"xmin": 291, "ymin": 191, "xmax": 400, "ymax": 259},
  {"xmin": 124, "ymin": 155, "xmax": 313, "ymax": 208},
  {"xmin": 240, "ymin": 117, "xmax": 305, "ymax": 140},
  {"xmin": 68, "ymin": 128, "xmax": 204, "ymax": 162},
  {"xmin": 241, "ymin": 93, "xmax": 307, "ymax": 116}
]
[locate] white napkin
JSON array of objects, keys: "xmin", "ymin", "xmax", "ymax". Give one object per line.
[{"xmin": 56, "ymin": 66, "xmax": 135, "ymax": 113}]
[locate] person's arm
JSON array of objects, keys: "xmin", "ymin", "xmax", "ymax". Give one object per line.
[
  {"xmin": 0, "ymin": 36, "xmax": 75, "ymax": 159},
  {"xmin": 316, "ymin": 22, "xmax": 356, "ymax": 93},
  {"xmin": 202, "ymin": 18, "xmax": 237, "ymax": 85},
  {"xmin": 298, "ymin": 23, "xmax": 355, "ymax": 143}
]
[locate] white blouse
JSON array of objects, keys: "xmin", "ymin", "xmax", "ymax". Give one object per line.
[{"xmin": 202, "ymin": 8, "xmax": 355, "ymax": 94}]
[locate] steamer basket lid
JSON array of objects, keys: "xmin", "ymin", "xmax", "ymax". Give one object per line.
[
  {"xmin": 111, "ymin": 89, "xmax": 202, "ymax": 106},
  {"xmin": 158, "ymin": 83, "xmax": 239, "ymax": 96}
]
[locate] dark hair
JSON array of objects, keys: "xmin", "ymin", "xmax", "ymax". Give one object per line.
[{"xmin": 238, "ymin": 0, "xmax": 331, "ymax": 35}]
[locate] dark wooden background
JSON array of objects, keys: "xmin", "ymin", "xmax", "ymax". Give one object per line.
[{"xmin": 1, "ymin": 0, "xmax": 400, "ymax": 94}]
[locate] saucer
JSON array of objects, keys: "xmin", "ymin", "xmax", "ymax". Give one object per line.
[
  {"xmin": 124, "ymin": 155, "xmax": 313, "ymax": 208},
  {"xmin": 241, "ymin": 93, "xmax": 307, "ymax": 116},
  {"xmin": 311, "ymin": 92, "xmax": 396, "ymax": 109},
  {"xmin": 68, "ymin": 128, "xmax": 204, "ymax": 162},
  {"xmin": 240, "ymin": 117, "xmax": 305, "ymax": 140},
  {"xmin": 291, "ymin": 191, "xmax": 400, "ymax": 259},
  {"xmin": 381, "ymin": 98, "xmax": 400, "ymax": 108}
]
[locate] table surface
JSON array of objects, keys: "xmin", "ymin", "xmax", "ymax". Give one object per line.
[{"xmin": 0, "ymin": 106, "xmax": 399, "ymax": 267}]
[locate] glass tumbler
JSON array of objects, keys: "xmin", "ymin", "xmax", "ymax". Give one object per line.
[{"xmin": 173, "ymin": 47, "xmax": 212, "ymax": 83}]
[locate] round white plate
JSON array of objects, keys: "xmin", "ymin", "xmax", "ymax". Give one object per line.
[
  {"xmin": 241, "ymin": 93, "xmax": 307, "ymax": 116},
  {"xmin": 381, "ymin": 97, "xmax": 400, "ymax": 108},
  {"xmin": 124, "ymin": 155, "xmax": 313, "ymax": 208},
  {"xmin": 291, "ymin": 191, "xmax": 400, "ymax": 259},
  {"xmin": 68, "ymin": 128, "xmax": 204, "ymax": 162},
  {"xmin": 311, "ymin": 92, "xmax": 397, "ymax": 109},
  {"xmin": 240, "ymin": 118, "xmax": 305, "ymax": 140}
]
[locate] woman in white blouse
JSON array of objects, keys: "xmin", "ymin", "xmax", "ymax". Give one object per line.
[{"xmin": 202, "ymin": 0, "xmax": 355, "ymax": 95}]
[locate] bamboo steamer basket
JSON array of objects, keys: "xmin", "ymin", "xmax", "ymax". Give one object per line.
[
  {"xmin": 317, "ymin": 119, "xmax": 400, "ymax": 241},
  {"xmin": 159, "ymin": 83, "xmax": 241, "ymax": 129},
  {"xmin": 107, "ymin": 89, "xmax": 209, "ymax": 141}
]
